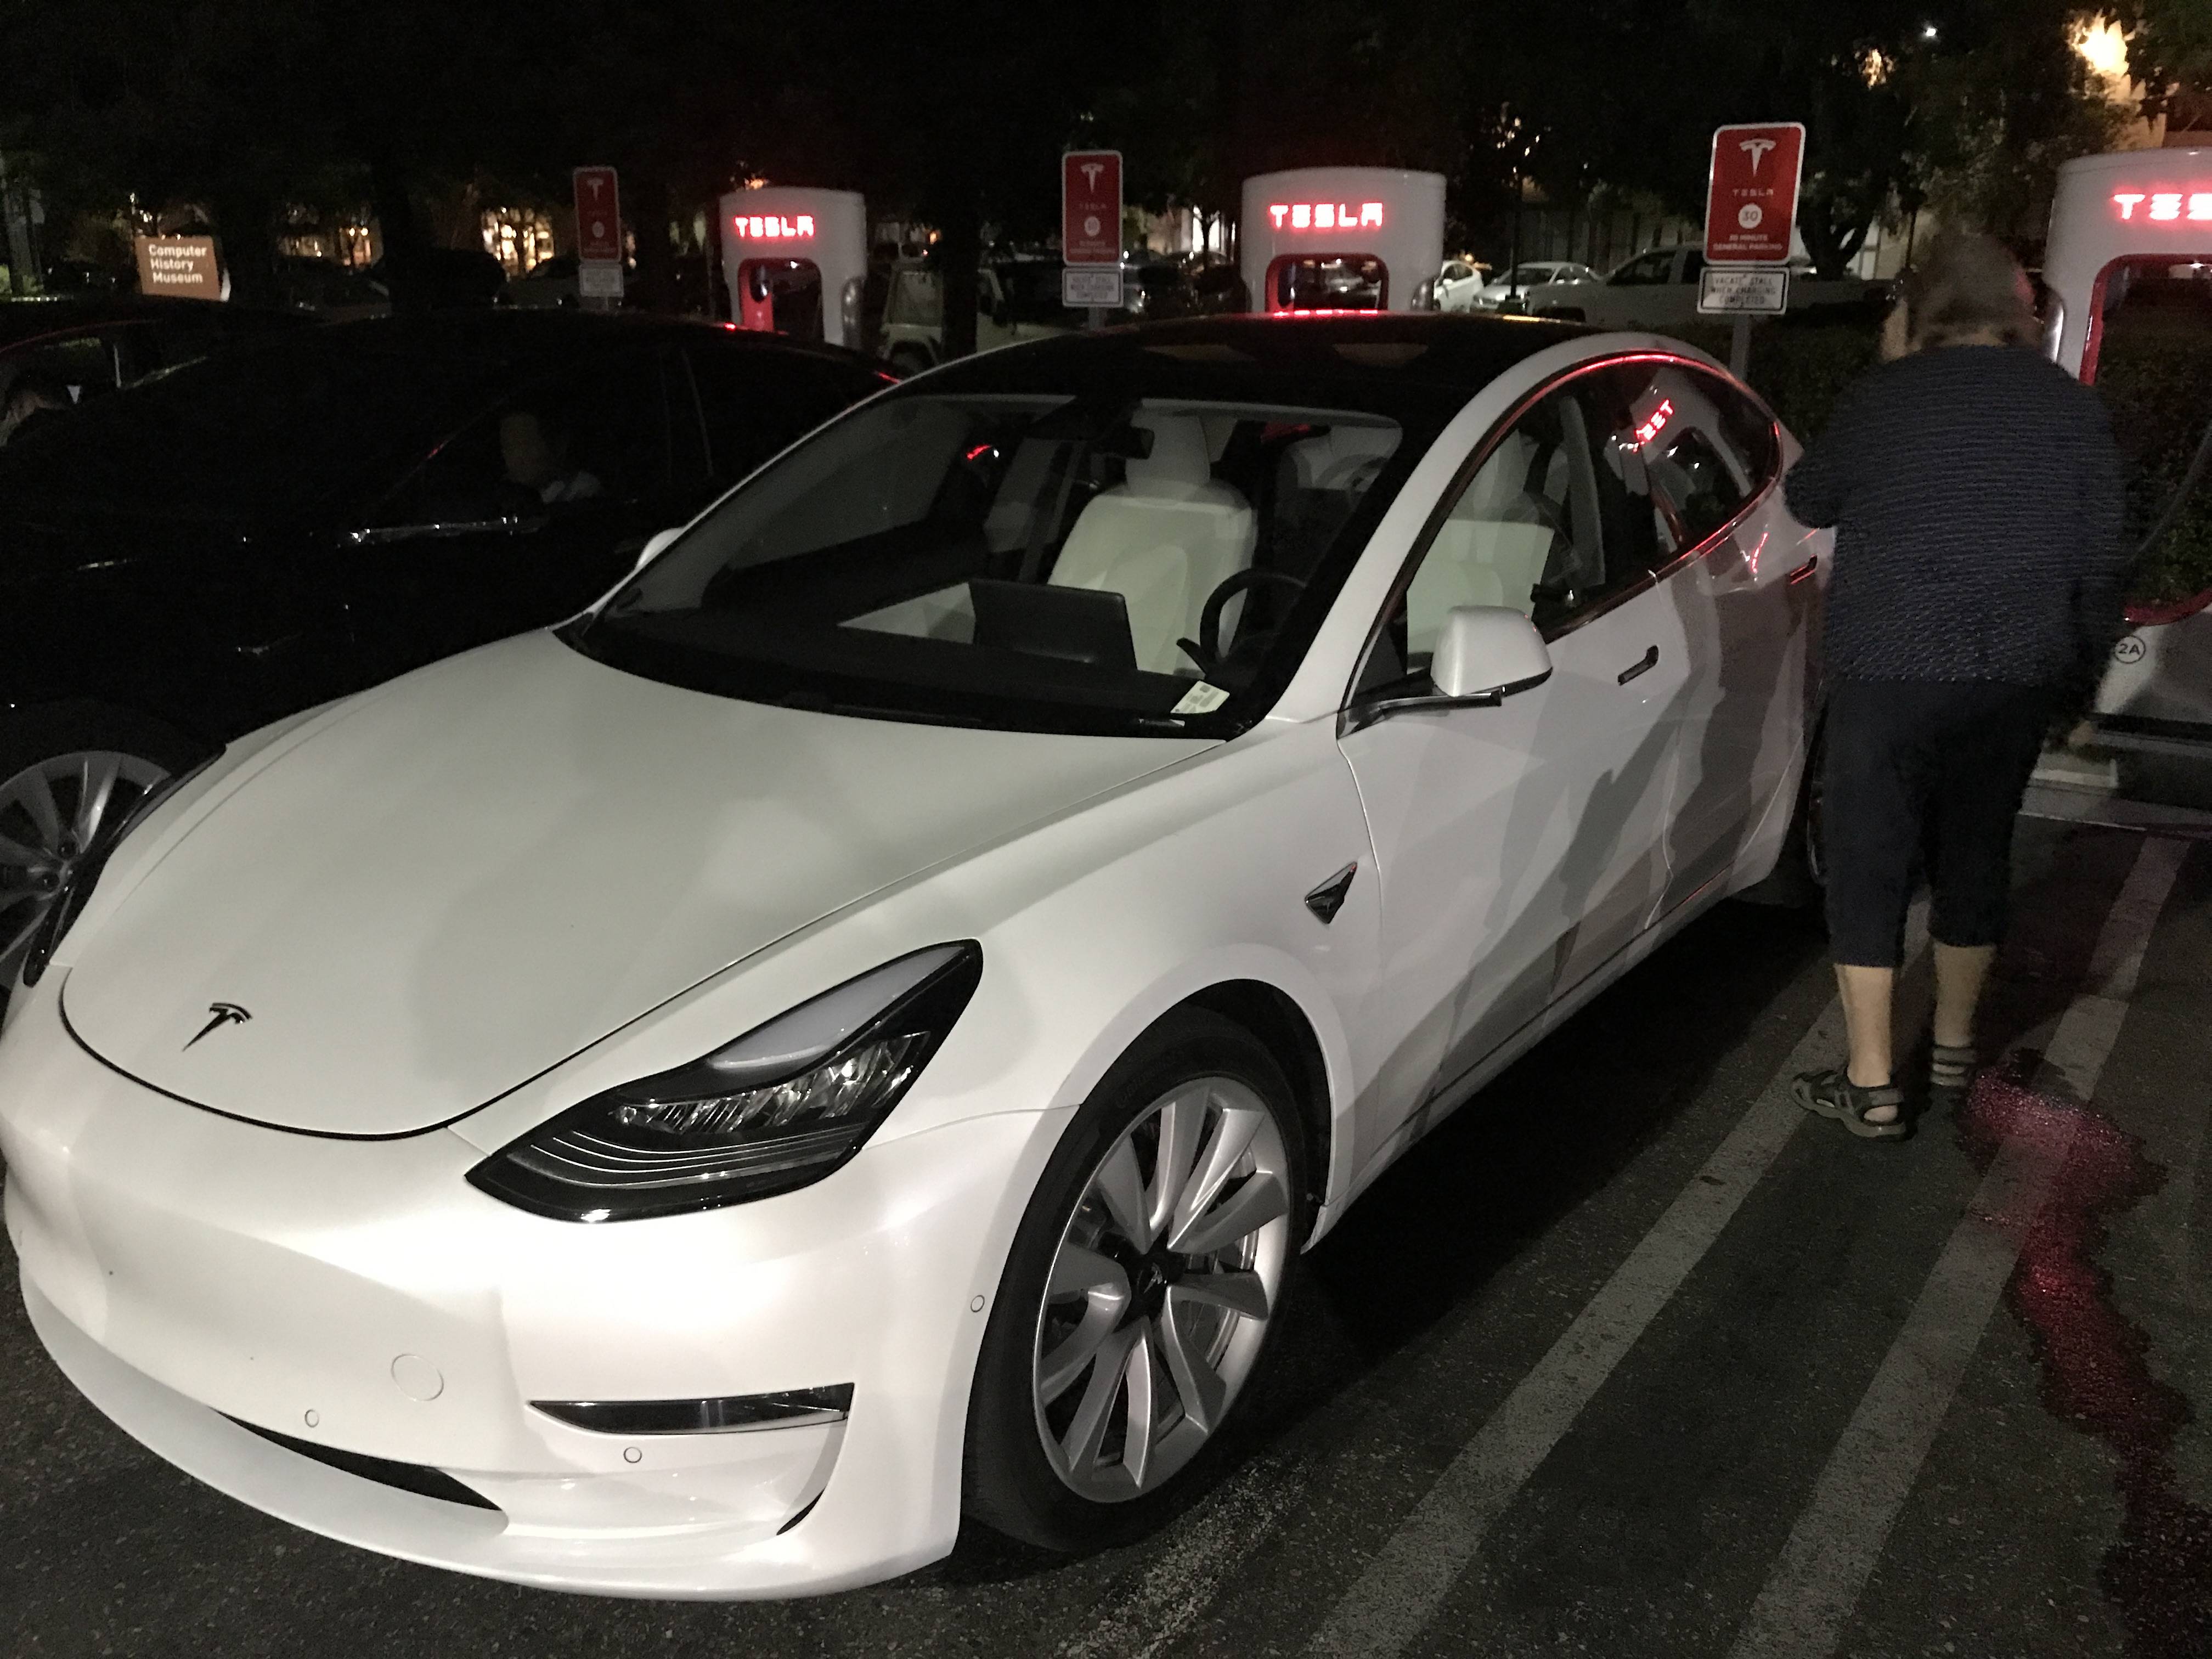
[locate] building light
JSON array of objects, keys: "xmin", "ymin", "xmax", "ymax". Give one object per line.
[
  {"xmin": 2073, "ymin": 18, "xmax": 2128, "ymax": 80},
  {"xmin": 1266, "ymin": 201, "xmax": 1387, "ymax": 232}
]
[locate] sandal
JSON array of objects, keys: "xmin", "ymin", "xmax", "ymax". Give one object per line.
[
  {"xmin": 1929, "ymin": 1043, "xmax": 1976, "ymax": 1103},
  {"xmin": 1792, "ymin": 1068, "xmax": 1911, "ymax": 1140}
]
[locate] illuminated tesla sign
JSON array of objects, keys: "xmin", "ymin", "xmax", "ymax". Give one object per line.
[
  {"xmin": 1633, "ymin": 399, "xmax": 1675, "ymax": 447},
  {"xmin": 2111, "ymin": 191, "xmax": 2212, "ymax": 222},
  {"xmin": 732, "ymin": 213, "xmax": 817, "ymax": 240},
  {"xmin": 1268, "ymin": 201, "xmax": 1386, "ymax": 232}
]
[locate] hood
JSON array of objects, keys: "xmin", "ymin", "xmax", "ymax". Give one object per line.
[{"xmin": 61, "ymin": 633, "xmax": 1200, "ymax": 1135}]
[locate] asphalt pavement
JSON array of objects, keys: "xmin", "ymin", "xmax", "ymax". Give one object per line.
[{"xmin": 6, "ymin": 811, "xmax": 2211, "ymax": 1658}]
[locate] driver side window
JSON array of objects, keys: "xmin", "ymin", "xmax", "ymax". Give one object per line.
[
  {"xmin": 1356, "ymin": 367, "xmax": 1681, "ymax": 697},
  {"xmin": 377, "ymin": 349, "xmax": 673, "ymax": 529}
]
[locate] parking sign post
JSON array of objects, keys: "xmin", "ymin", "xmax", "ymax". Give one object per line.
[
  {"xmin": 573, "ymin": 166, "xmax": 624, "ymax": 311},
  {"xmin": 1062, "ymin": 150, "xmax": 1122, "ymax": 329},
  {"xmin": 1703, "ymin": 122, "xmax": 1805, "ymax": 378}
]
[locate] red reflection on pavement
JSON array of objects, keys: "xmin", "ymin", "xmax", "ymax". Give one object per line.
[{"xmin": 1959, "ymin": 1068, "xmax": 2212, "ymax": 1658}]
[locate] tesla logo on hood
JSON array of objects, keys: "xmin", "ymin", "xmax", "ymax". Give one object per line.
[{"xmin": 184, "ymin": 1002, "xmax": 252, "ymax": 1049}]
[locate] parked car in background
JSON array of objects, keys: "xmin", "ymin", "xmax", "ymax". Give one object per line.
[
  {"xmin": 0, "ymin": 311, "xmax": 893, "ymax": 979},
  {"xmin": 1424, "ymin": 258, "xmax": 1491, "ymax": 312},
  {"xmin": 0, "ymin": 296, "xmax": 315, "ymax": 420},
  {"xmin": 1136, "ymin": 258, "xmax": 1248, "ymax": 320},
  {"xmin": 1453, "ymin": 261, "xmax": 1602, "ymax": 313},
  {"xmin": 510, "ymin": 253, "xmax": 582, "ymax": 309},
  {"xmin": 1520, "ymin": 246, "xmax": 1889, "ymax": 326},
  {"xmin": 366, "ymin": 246, "xmax": 510, "ymax": 309},
  {"xmin": 273, "ymin": 256, "xmax": 389, "ymax": 321},
  {"xmin": 877, "ymin": 257, "xmax": 1095, "ymax": 373},
  {"xmin": 35, "ymin": 259, "xmax": 132, "ymax": 297}
]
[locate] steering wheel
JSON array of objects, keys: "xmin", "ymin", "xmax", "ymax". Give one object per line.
[{"xmin": 1178, "ymin": 568, "xmax": 1308, "ymax": 678}]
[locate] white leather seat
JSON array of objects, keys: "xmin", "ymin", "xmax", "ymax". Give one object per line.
[
  {"xmin": 1406, "ymin": 430, "xmax": 1555, "ymax": 657},
  {"xmin": 1286, "ymin": 424, "xmax": 1398, "ymax": 493},
  {"xmin": 1049, "ymin": 413, "xmax": 1257, "ymax": 675}
]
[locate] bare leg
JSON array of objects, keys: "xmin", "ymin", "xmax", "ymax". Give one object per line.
[
  {"xmin": 1836, "ymin": 963, "xmax": 1898, "ymax": 1120},
  {"xmin": 1932, "ymin": 942, "xmax": 1996, "ymax": 1052}
]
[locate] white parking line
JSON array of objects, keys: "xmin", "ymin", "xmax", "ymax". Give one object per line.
[
  {"xmin": 1724, "ymin": 836, "xmax": 2187, "ymax": 1659},
  {"xmin": 1305, "ymin": 907, "xmax": 1932, "ymax": 1657}
]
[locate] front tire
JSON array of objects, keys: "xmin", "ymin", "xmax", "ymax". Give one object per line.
[
  {"xmin": 963, "ymin": 1009, "xmax": 1306, "ymax": 1551},
  {"xmin": 0, "ymin": 705, "xmax": 204, "ymax": 981}
]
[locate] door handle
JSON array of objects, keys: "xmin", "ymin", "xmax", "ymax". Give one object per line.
[
  {"xmin": 1787, "ymin": 556, "xmax": 1820, "ymax": 585},
  {"xmin": 1617, "ymin": 645, "xmax": 1659, "ymax": 685}
]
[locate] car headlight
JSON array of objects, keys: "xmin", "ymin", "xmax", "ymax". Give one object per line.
[
  {"xmin": 20, "ymin": 749, "xmax": 221, "ymax": 989},
  {"xmin": 467, "ymin": 943, "xmax": 982, "ymax": 1222}
]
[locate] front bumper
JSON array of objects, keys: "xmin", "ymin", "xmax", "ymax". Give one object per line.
[{"xmin": 0, "ymin": 979, "xmax": 1062, "ymax": 1598}]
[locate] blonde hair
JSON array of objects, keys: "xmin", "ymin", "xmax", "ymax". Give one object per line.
[{"xmin": 1900, "ymin": 231, "xmax": 2038, "ymax": 351}]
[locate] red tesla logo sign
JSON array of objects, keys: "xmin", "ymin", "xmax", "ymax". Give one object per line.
[
  {"xmin": 2112, "ymin": 190, "xmax": 2212, "ymax": 221},
  {"xmin": 573, "ymin": 167, "xmax": 622, "ymax": 263},
  {"xmin": 732, "ymin": 213, "xmax": 817, "ymax": 240},
  {"xmin": 1267, "ymin": 202, "xmax": 1386, "ymax": 232},
  {"xmin": 1063, "ymin": 151, "xmax": 1122, "ymax": 267},
  {"xmin": 1704, "ymin": 123, "xmax": 1804, "ymax": 265}
]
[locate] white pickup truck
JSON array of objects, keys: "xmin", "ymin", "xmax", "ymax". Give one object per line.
[{"xmin": 1517, "ymin": 245, "xmax": 1888, "ymax": 327}]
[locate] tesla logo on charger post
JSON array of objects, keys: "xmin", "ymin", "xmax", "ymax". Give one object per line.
[
  {"xmin": 1740, "ymin": 137, "xmax": 1779, "ymax": 174},
  {"xmin": 2111, "ymin": 191, "xmax": 2212, "ymax": 222},
  {"xmin": 184, "ymin": 1002, "xmax": 251, "ymax": 1049},
  {"xmin": 1268, "ymin": 202, "xmax": 1386, "ymax": 232},
  {"xmin": 732, "ymin": 213, "xmax": 817, "ymax": 240}
]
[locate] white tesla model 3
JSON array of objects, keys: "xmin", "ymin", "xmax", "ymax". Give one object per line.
[{"xmin": 1, "ymin": 315, "xmax": 1825, "ymax": 1598}]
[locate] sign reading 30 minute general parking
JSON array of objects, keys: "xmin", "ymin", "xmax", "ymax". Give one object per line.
[{"xmin": 1704, "ymin": 122, "xmax": 1805, "ymax": 266}]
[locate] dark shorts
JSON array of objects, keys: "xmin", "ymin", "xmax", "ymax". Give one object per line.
[{"xmin": 1821, "ymin": 678, "xmax": 2052, "ymax": 968}]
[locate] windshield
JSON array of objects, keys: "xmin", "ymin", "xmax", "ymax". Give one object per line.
[{"xmin": 568, "ymin": 344, "xmax": 1466, "ymax": 737}]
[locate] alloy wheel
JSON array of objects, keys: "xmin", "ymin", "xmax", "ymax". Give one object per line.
[
  {"xmin": 1031, "ymin": 1076, "xmax": 1293, "ymax": 1503},
  {"xmin": 0, "ymin": 751, "xmax": 169, "ymax": 981}
]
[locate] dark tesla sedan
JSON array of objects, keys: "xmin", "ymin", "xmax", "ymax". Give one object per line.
[
  {"xmin": 0, "ymin": 294, "xmax": 317, "ymax": 413},
  {"xmin": 0, "ymin": 311, "xmax": 892, "ymax": 978}
]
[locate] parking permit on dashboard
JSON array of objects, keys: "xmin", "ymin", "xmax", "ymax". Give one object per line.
[{"xmin": 1171, "ymin": 682, "xmax": 1231, "ymax": 715}]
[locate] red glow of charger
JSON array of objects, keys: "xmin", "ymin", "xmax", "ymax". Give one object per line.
[
  {"xmin": 1267, "ymin": 201, "xmax": 1385, "ymax": 233},
  {"xmin": 731, "ymin": 213, "xmax": 818, "ymax": 239},
  {"xmin": 1633, "ymin": 399, "xmax": 1675, "ymax": 446},
  {"xmin": 2111, "ymin": 190, "xmax": 2212, "ymax": 222}
]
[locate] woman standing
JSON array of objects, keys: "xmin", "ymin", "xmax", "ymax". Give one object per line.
[{"xmin": 1782, "ymin": 231, "xmax": 2127, "ymax": 1138}]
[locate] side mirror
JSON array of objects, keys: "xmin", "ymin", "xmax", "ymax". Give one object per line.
[
  {"xmin": 634, "ymin": 526, "xmax": 681, "ymax": 573},
  {"xmin": 1432, "ymin": 606, "xmax": 1553, "ymax": 701}
]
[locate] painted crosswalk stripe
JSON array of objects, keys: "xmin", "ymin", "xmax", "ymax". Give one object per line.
[
  {"xmin": 1304, "ymin": 905, "xmax": 1932, "ymax": 1657},
  {"xmin": 1724, "ymin": 835, "xmax": 2187, "ymax": 1659}
]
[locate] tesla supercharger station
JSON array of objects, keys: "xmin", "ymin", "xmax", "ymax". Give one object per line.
[
  {"xmin": 2044, "ymin": 148, "xmax": 2212, "ymax": 738},
  {"xmin": 718, "ymin": 187, "xmax": 868, "ymax": 348},
  {"xmin": 1240, "ymin": 167, "xmax": 1446, "ymax": 314}
]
